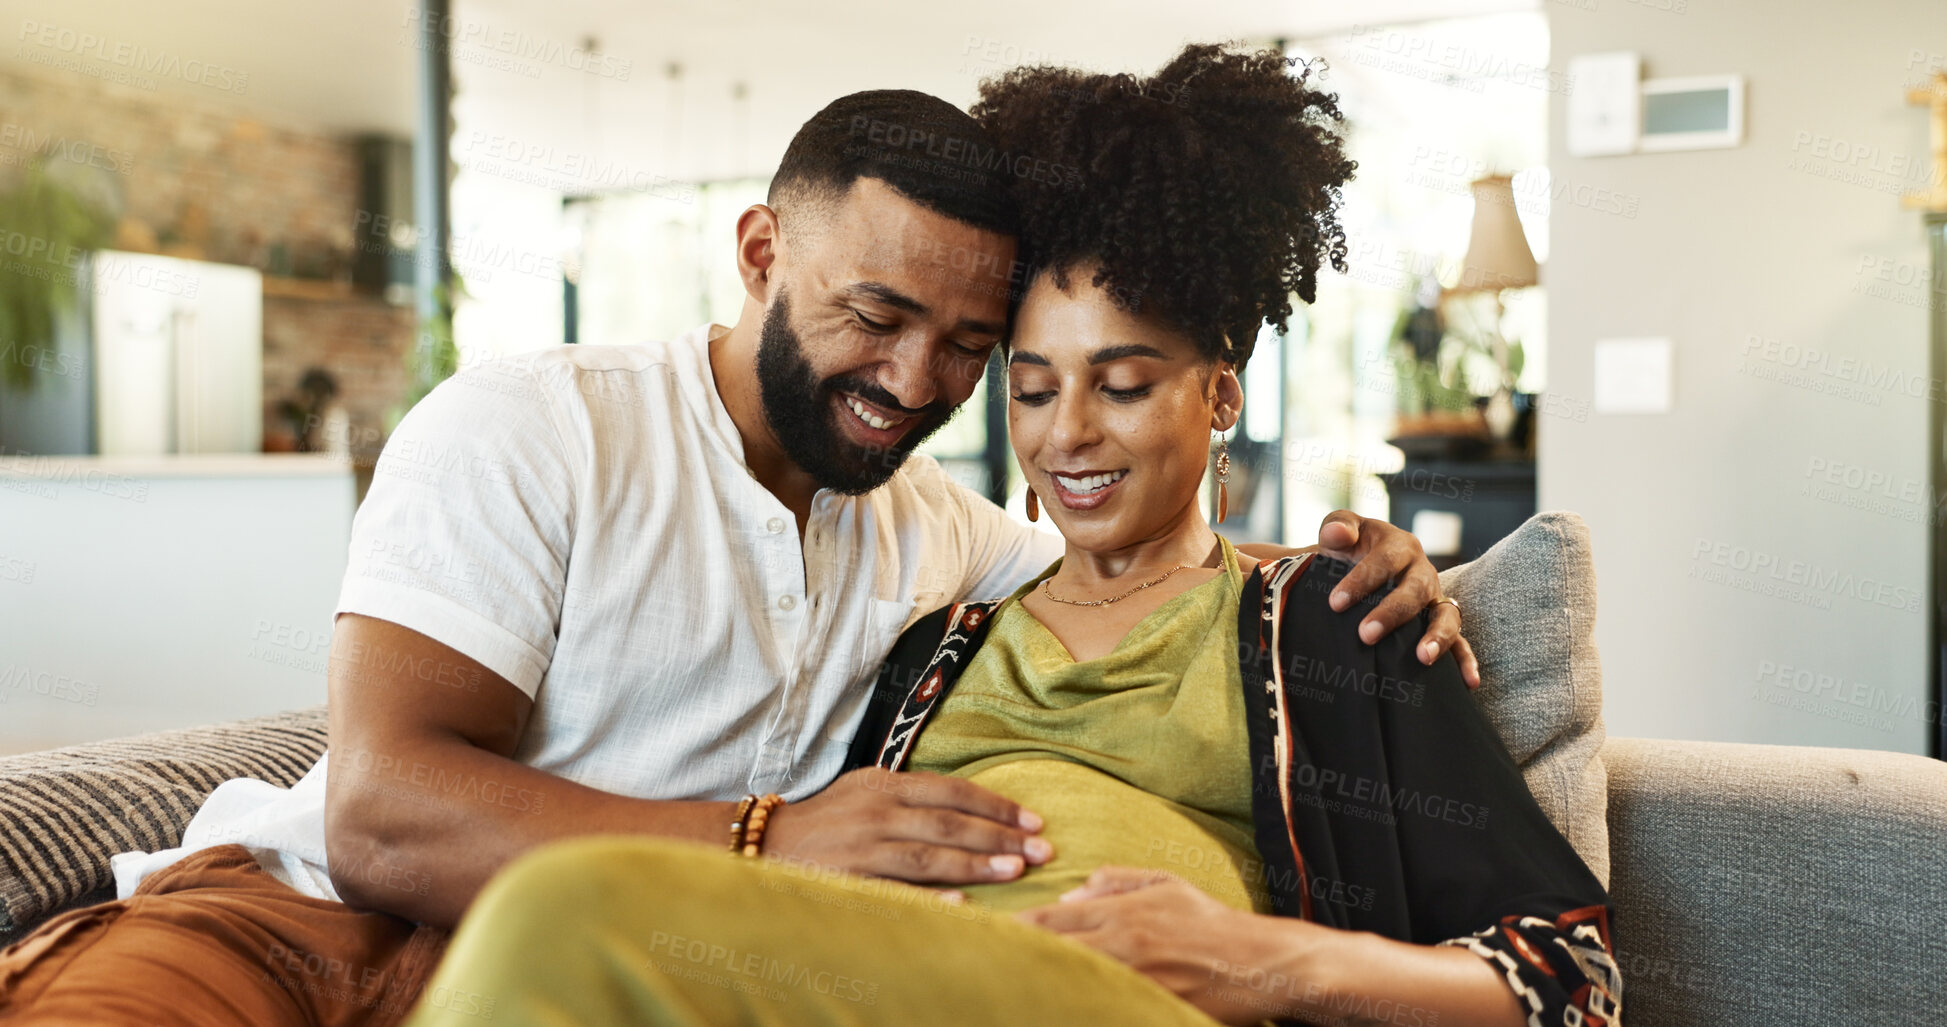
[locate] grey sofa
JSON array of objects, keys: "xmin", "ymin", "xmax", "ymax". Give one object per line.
[{"xmin": 2, "ymin": 512, "xmax": 1943, "ymax": 1025}]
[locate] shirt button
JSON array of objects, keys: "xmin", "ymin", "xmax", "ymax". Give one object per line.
[
  {"xmin": 778, "ymin": 595, "xmax": 798, "ymax": 611},
  {"xmin": 766, "ymin": 517, "xmax": 785, "ymax": 534}
]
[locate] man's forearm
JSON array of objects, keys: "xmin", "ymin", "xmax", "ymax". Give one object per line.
[{"xmin": 327, "ymin": 734, "xmax": 733, "ymax": 929}]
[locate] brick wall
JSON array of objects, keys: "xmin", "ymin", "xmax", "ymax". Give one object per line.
[
  {"xmin": 0, "ymin": 64, "xmax": 413, "ymax": 469},
  {"xmin": 262, "ymin": 295, "xmax": 415, "ymax": 457}
]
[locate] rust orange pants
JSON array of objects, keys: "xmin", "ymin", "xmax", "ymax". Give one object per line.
[{"xmin": 0, "ymin": 844, "xmax": 448, "ymax": 1027}]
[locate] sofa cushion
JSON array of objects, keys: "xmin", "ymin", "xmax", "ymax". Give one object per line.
[
  {"xmin": 0, "ymin": 706, "xmax": 329, "ymax": 945},
  {"xmin": 1601, "ymin": 737, "xmax": 1947, "ymax": 1025},
  {"xmin": 1439, "ymin": 510, "xmax": 1610, "ymax": 886}
]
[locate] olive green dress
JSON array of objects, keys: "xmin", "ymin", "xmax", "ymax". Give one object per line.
[
  {"xmin": 402, "ymin": 539, "xmax": 1260, "ymax": 1027},
  {"xmin": 906, "ymin": 534, "xmax": 1267, "ymax": 915}
]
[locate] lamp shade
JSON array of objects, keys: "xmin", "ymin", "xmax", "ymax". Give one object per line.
[{"xmin": 1454, "ymin": 175, "xmax": 1538, "ymax": 293}]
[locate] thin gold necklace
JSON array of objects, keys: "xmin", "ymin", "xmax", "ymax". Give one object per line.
[{"xmin": 1041, "ymin": 564, "xmax": 1186, "ymax": 607}]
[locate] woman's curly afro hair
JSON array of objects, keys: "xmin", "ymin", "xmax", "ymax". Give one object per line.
[{"xmin": 971, "ymin": 43, "xmax": 1355, "ymax": 371}]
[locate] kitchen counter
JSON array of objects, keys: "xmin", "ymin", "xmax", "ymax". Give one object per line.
[
  {"xmin": 0, "ymin": 452, "xmax": 353, "ymax": 478},
  {"xmin": 0, "ymin": 451, "xmax": 354, "ymax": 752}
]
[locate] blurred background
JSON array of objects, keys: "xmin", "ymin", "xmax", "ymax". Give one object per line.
[{"xmin": 0, "ymin": 0, "xmax": 1941, "ymax": 760}]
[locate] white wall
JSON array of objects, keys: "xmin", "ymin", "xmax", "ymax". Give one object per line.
[
  {"xmin": 0, "ymin": 455, "xmax": 353, "ymax": 753},
  {"xmin": 1545, "ymin": 0, "xmax": 1943, "ymax": 753}
]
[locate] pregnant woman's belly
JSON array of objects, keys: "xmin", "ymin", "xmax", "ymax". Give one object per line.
[{"xmin": 949, "ymin": 759, "xmax": 1269, "ymax": 916}]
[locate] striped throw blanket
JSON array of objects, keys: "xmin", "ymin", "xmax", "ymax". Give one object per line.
[{"xmin": 0, "ymin": 706, "xmax": 329, "ymax": 945}]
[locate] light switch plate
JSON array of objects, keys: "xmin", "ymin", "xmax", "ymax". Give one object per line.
[
  {"xmin": 1567, "ymin": 52, "xmax": 1641, "ymax": 156},
  {"xmin": 1593, "ymin": 337, "xmax": 1673, "ymax": 413}
]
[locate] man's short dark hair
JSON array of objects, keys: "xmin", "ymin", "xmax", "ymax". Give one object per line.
[{"xmin": 769, "ymin": 90, "xmax": 1018, "ymax": 237}]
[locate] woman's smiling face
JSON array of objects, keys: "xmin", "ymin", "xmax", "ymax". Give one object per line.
[{"xmin": 1007, "ymin": 270, "xmax": 1242, "ymax": 553}]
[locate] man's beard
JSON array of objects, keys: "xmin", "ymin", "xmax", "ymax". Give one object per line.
[{"xmin": 756, "ymin": 291, "xmax": 959, "ymax": 495}]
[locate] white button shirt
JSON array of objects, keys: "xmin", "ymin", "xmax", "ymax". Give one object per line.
[{"xmin": 111, "ymin": 323, "xmax": 1061, "ymax": 902}]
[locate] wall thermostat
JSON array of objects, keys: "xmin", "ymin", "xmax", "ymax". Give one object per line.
[{"xmin": 1639, "ymin": 74, "xmax": 1744, "ymax": 151}]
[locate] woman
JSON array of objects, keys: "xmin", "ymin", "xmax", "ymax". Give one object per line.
[{"xmin": 404, "ymin": 45, "xmax": 1620, "ymax": 1027}]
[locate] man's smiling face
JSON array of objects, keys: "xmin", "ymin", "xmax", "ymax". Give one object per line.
[{"xmin": 757, "ymin": 177, "xmax": 1016, "ymax": 494}]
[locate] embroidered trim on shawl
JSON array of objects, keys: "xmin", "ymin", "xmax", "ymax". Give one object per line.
[
  {"xmin": 1256, "ymin": 553, "xmax": 1316, "ymax": 922},
  {"xmin": 1438, "ymin": 904, "xmax": 1623, "ymax": 1026},
  {"xmin": 875, "ymin": 600, "xmax": 1004, "ymax": 770}
]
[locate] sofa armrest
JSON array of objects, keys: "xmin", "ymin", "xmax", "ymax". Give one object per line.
[
  {"xmin": 0, "ymin": 706, "xmax": 329, "ymax": 946},
  {"xmin": 1602, "ymin": 736, "xmax": 1947, "ymax": 1027}
]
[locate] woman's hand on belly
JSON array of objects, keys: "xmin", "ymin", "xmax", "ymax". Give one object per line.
[
  {"xmin": 1018, "ymin": 866, "xmax": 1527, "ymax": 1027},
  {"xmin": 1014, "ymin": 866, "xmax": 1313, "ymax": 1025}
]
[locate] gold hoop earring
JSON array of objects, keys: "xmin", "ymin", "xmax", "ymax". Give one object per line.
[
  {"xmin": 1214, "ymin": 434, "xmax": 1230, "ymax": 524},
  {"xmin": 1025, "ymin": 486, "xmax": 1040, "ymax": 523}
]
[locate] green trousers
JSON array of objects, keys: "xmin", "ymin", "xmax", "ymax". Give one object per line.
[{"xmin": 400, "ymin": 836, "xmax": 1222, "ymax": 1026}]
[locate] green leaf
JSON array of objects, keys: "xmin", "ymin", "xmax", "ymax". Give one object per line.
[{"xmin": 0, "ymin": 161, "xmax": 117, "ymax": 391}]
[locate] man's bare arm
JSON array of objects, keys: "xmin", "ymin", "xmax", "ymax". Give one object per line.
[
  {"xmin": 323, "ymin": 613, "xmax": 733, "ymax": 928},
  {"xmin": 324, "ymin": 613, "xmax": 1048, "ymax": 929}
]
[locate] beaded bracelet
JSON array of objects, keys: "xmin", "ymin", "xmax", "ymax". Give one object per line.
[
  {"xmin": 728, "ymin": 793, "xmax": 759, "ymax": 854},
  {"xmin": 738, "ymin": 793, "xmax": 787, "ymax": 858}
]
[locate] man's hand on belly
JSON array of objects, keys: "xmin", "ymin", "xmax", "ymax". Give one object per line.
[{"xmin": 762, "ymin": 768, "xmax": 1055, "ymax": 885}]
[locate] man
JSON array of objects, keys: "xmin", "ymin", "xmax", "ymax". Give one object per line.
[{"xmin": 0, "ymin": 89, "xmax": 1469, "ymax": 1027}]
